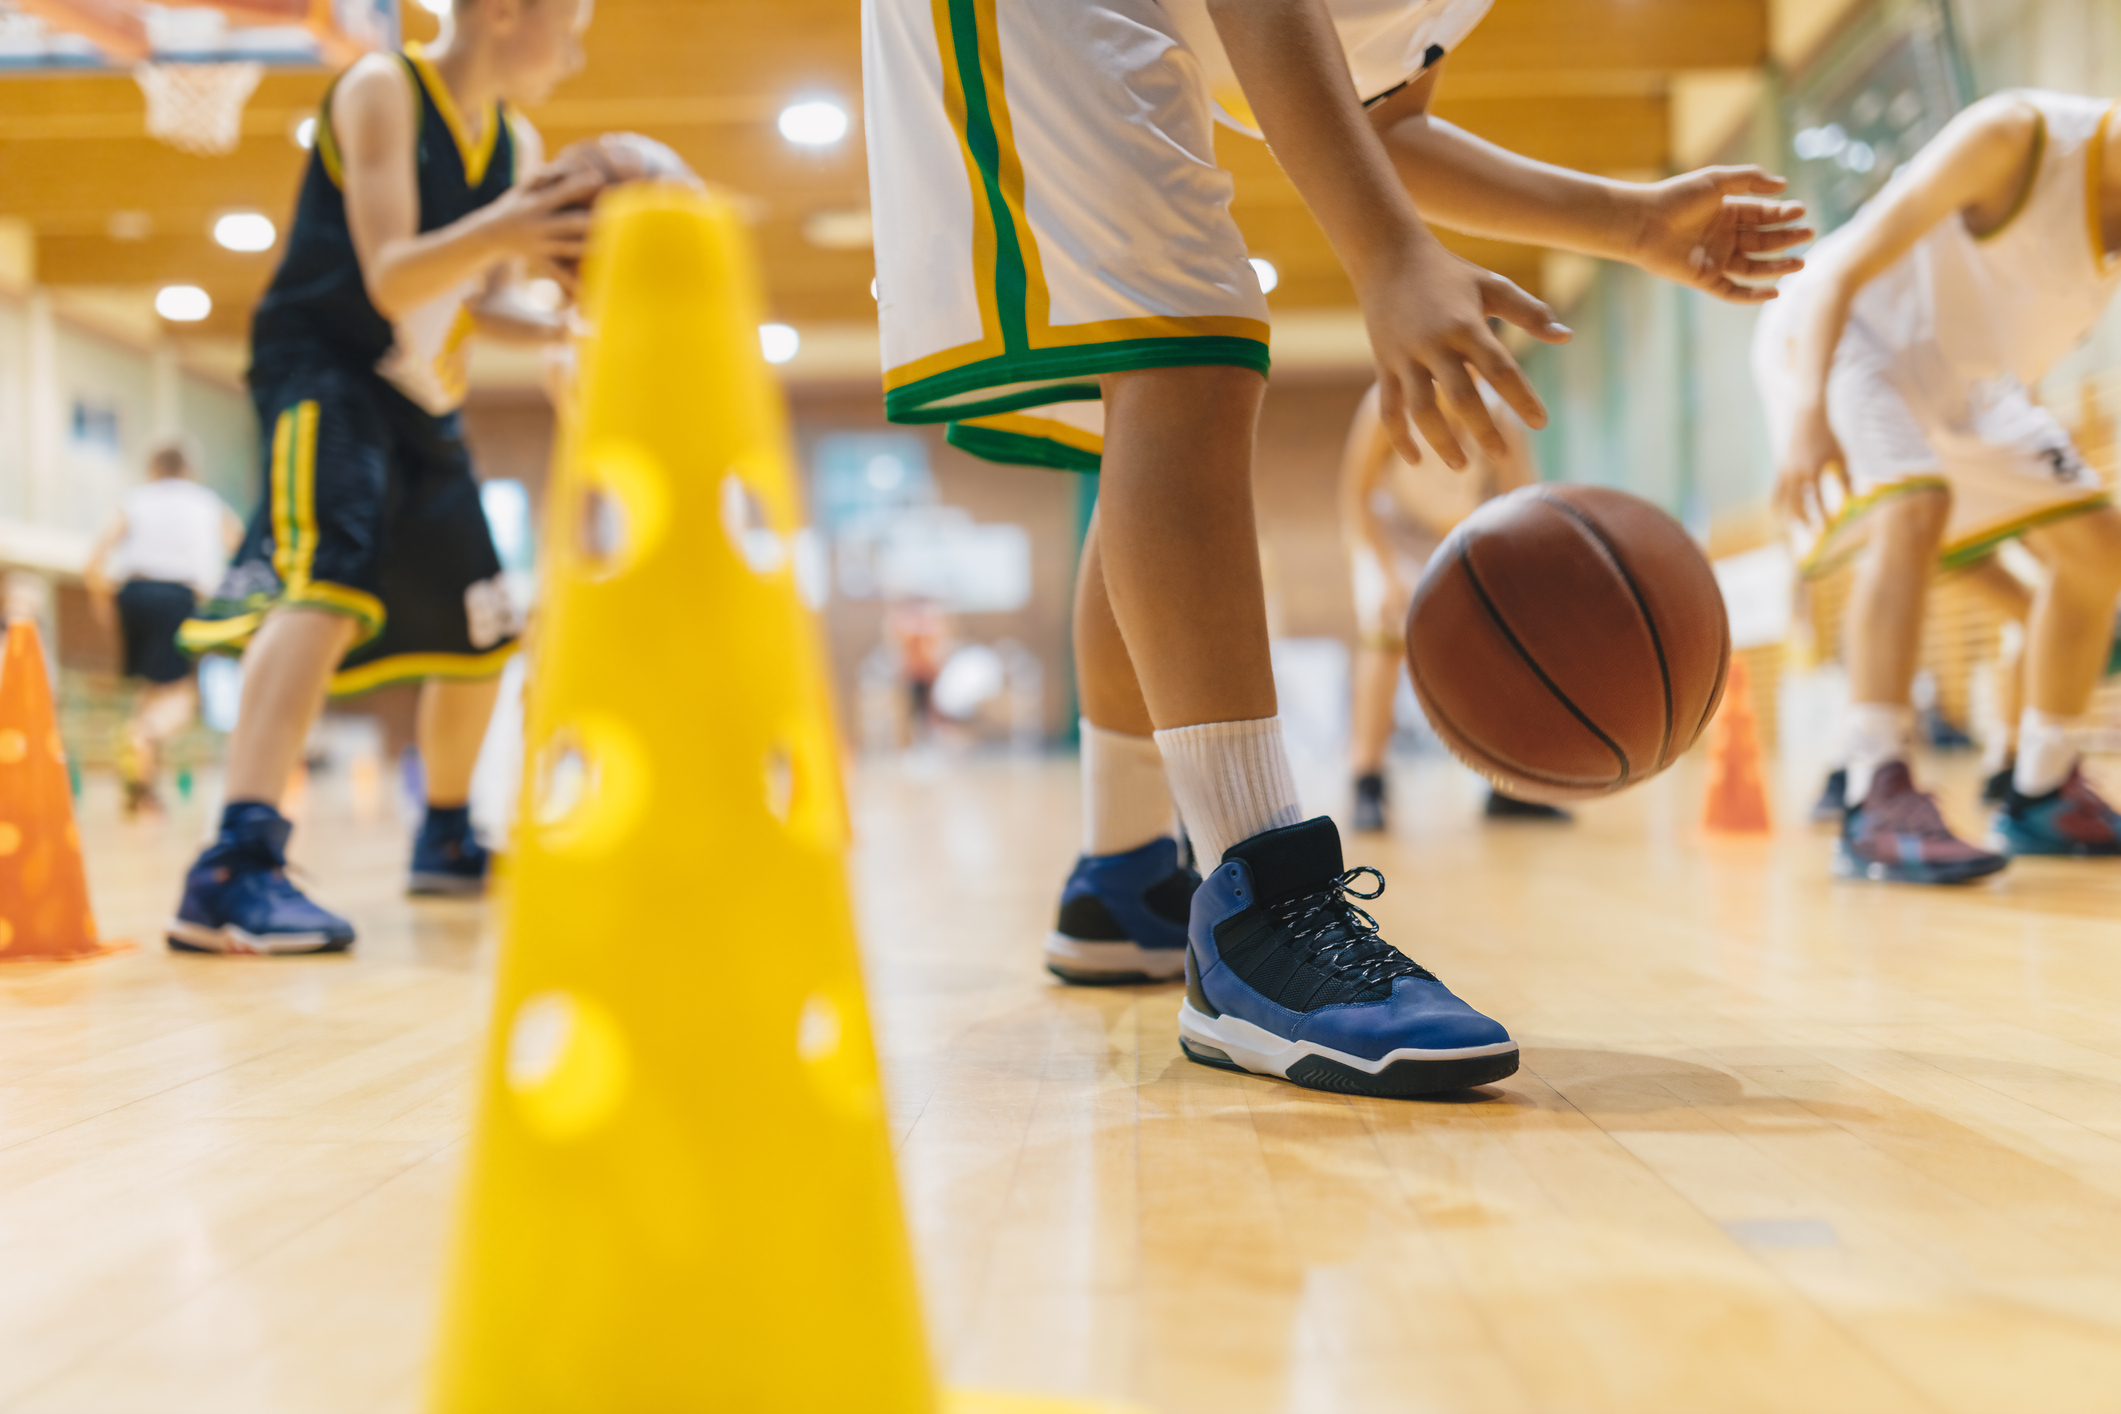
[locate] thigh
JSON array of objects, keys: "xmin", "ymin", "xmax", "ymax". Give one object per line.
[
  {"xmin": 1936, "ymin": 390, "xmax": 2110, "ymax": 569},
  {"xmin": 330, "ymin": 411, "xmax": 516, "ymax": 694}
]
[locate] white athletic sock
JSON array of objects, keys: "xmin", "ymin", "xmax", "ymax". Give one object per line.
[
  {"xmin": 1844, "ymin": 703, "xmax": 1915, "ymax": 806},
  {"xmin": 2013, "ymin": 709, "xmax": 2083, "ymax": 798},
  {"xmin": 1153, "ymin": 716, "xmax": 1304, "ymax": 868},
  {"xmin": 1080, "ymin": 719, "xmax": 1176, "ymax": 857}
]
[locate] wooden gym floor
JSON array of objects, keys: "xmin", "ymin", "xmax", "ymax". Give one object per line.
[{"xmin": 7, "ymin": 752, "xmax": 2121, "ymax": 1412}]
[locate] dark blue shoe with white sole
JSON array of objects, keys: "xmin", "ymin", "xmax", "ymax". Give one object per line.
[
  {"xmin": 1179, "ymin": 817, "xmax": 1518, "ymax": 1097},
  {"xmin": 1045, "ymin": 836, "xmax": 1197, "ymax": 984},
  {"xmin": 168, "ymin": 802, "xmax": 355, "ymax": 955},
  {"xmin": 409, "ymin": 805, "xmax": 491, "ymax": 897}
]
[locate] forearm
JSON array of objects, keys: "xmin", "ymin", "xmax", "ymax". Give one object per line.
[
  {"xmin": 1792, "ymin": 277, "xmax": 1857, "ymax": 414},
  {"xmin": 1374, "ymin": 114, "xmax": 1640, "ymax": 258},
  {"xmin": 1208, "ymin": 0, "xmax": 1432, "ymax": 280},
  {"xmin": 363, "ymin": 213, "xmax": 506, "ymax": 320}
]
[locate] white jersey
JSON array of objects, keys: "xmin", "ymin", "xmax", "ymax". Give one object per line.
[
  {"xmin": 114, "ymin": 478, "xmax": 229, "ymax": 596},
  {"xmin": 1161, "ymin": 0, "xmax": 1492, "ymax": 135},
  {"xmin": 1818, "ymin": 90, "xmax": 2121, "ymax": 395}
]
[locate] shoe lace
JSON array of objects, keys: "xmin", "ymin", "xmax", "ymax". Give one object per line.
[{"xmin": 1266, "ymin": 867, "xmax": 1434, "ymax": 987}]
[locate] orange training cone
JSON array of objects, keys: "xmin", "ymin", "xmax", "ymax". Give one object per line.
[
  {"xmin": 0, "ymin": 619, "xmax": 118, "ymax": 960},
  {"xmin": 1703, "ymin": 654, "xmax": 1771, "ymax": 834}
]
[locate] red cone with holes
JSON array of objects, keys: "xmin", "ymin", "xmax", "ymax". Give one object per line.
[{"xmin": 0, "ymin": 619, "xmax": 117, "ymax": 959}]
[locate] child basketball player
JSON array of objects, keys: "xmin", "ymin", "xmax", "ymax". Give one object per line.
[
  {"xmin": 866, "ymin": 0, "xmax": 1808, "ymax": 1093},
  {"xmin": 1339, "ymin": 381, "xmax": 1568, "ymax": 831},
  {"xmin": 83, "ymin": 436, "xmax": 243, "ymax": 816},
  {"xmin": 169, "ymin": 0, "xmax": 599, "ymax": 954},
  {"xmin": 1761, "ymin": 90, "xmax": 2121, "ymax": 885}
]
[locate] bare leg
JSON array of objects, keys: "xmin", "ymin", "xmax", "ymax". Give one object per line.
[
  {"xmin": 1844, "ymin": 489, "xmax": 1951, "ymax": 706},
  {"xmin": 1092, "ymin": 366, "xmax": 1274, "ymax": 729},
  {"xmin": 417, "ymin": 675, "xmax": 504, "ymax": 808},
  {"xmin": 221, "ymin": 608, "xmax": 359, "ymax": 805},
  {"xmin": 1951, "ymin": 555, "xmax": 2033, "ymax": 759},
  {"xmin": 1349, "ymin": 643, "xmax": 1401, "ymax": 776},
  {"xmin": 2015, "ymin": 506, "xmax": 2121, "ymax": 716},
  {"xmin": 1073, "ymin": 511, "xmax": 1156, "ymax": 737}
]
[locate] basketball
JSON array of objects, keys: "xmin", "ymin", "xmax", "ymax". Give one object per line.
[
  {"xmin": 1405, "ymin": 484, "xmax": 1730, "ymax": 804},
  {"xmin": 533, "ymin": 133, "xmax": 701, "ymax": 274}
]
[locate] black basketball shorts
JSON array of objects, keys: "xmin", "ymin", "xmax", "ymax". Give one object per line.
[{"xmin": 179, "ymin": 355, "xmax": 521, "ymax": 696}]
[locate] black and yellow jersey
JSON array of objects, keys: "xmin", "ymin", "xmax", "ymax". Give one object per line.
[{"xmin": 251, "ymin": 44, "xmax": 519, "ymax": 411}]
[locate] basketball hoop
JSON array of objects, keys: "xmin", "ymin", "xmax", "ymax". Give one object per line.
[{"xmin": 133, "ymin": 60, "xmax": 264, "ymax": 156}]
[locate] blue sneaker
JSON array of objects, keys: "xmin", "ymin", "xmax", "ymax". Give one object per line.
[
  {"xmin": 1044, "ymin": 836, "xmax": 1197, "ymax": 984},
  {"xmin": 168, "ymin": 802, "xmax": 355, "ymax": 955},
  {"xmin": 1179, "ymin": 817, "xmax": 1519, "ymax": 1097},
  {"xmin": 409, "ymin": 805, "xmax": 491, "ymax": 896},
  {"xmin": 1993, "ymin": 766, "xmax": 2121, "ymax": 856}
]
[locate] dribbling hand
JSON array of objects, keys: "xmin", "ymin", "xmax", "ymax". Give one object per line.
[{"xmin": 1359, "ymin": 238, "xmax": 1571, "ymax": 471}]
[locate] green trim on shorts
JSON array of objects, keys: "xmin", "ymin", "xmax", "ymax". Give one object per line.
[
  {"xmin": 1938, "ymin": 493, "xmax": 2113, "ymax": 572},
  {"xmin": 885, "ymin": 336, "xmax": 1271, "ymax": 426},
  {"xmin": 946, "ymin": 420, "xmax": 1103, "ymax": 473},
  {"xmin": 1798, "ymin": 477, "xmax": 1952, "ymax": 579}
]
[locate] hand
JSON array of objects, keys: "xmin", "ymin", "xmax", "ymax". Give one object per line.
[
  {"xmin": 476, "ymin": 168, "xmax": 602, "ymax": 269},
  {"xmin": 1357, "ymin": 237, "xmax": 1571, "ymax": 470},
  {"xmin": 1627, "ymin": 166, "xmax": 1814, "ymax": 303},
  {"xmin": 1772, "ymin": 398, "xmax": 1852, "ymax": 528}
]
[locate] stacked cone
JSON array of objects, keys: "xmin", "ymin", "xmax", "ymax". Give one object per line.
[
  {"xmin": 0, "ymin": 619, "xmax": 116, "ymax": 961},
  {"xmin": 1703, "ymin": 654, "xmax": 1771, "ymax": 834}
]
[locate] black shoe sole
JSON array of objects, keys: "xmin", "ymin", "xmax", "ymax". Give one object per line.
[
  {"xmin": 1180, "ymin": 1036, "xmax": 1519, "ymax": 1098},
  {"xmin": 166, "ymin": 934, "xmax": 355, "ymax": 955},
  {"xmin": 1831, "ymin": 852, "xmax": 2009, "ymax": 885}
]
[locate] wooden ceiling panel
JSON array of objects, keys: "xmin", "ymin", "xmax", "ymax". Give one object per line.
[{"xmin": 0, "ymin": 0, "xmax": 1756, "ymax": 342}]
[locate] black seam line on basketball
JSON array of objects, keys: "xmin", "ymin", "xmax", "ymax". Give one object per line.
[
  {"xmin": 1406, "ymin": 658, "xmax": 1616, "ymax": 791},
  {"xmin": 1534, "ymin": 490, "xmax": 1675, "ymax": 770},
  {"xmin": 1455, "ymin": 542, "xmax": 1631, "ymax": 783}
]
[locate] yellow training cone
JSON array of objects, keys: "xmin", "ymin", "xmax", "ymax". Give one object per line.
[
  {"xmin": 429, "ymin": 186, "xmax": 1137, "ymax": 1413},
  {"xmin": 428, "ymin": 185, "xmax": 926, "ymax": 1412}
]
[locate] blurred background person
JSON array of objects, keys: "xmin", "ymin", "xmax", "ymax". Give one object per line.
[
  {"xmin": 83, "ymin": 435, "xmax": 242, "ymax": 816},
  {"xmin": 1340, "ymin": 380, "xmax": 1569, "ymax": 832}
]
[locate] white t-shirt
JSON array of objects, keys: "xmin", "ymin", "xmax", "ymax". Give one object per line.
[
  {"xmin": 1160, "ymin": 0, "xmax": 1493, "ymax": 136},
  {"xmin": 114, "ymin": 477, "xmax": 231, "ymax": 597}
]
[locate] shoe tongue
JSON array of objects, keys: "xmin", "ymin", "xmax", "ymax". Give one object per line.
[
  {"xmin": 1866, "ymin": 760, "xmax": 1914, "ymax": 802},
  {"xmin": 222, "ymin": 802, "xmax": 293, "ymax": 865},
  {"xmin": 1222, "ymin": 816, "xmax": 1343, "ymax": 906}
]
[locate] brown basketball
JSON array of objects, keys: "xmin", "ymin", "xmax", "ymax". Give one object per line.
[
  {"xmin": 532, "ymin": 133, "xmax": 702, "ymax": 276},
  {"xmin": 1405, "ymin": 484, "xmax": 1730, "ymax": 804}
]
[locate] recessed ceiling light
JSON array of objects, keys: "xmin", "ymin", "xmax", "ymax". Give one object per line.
[
  {"xmin": 213, "ymin": 212, "xmax": 276, "ymax": 252},
  {"xmin": 777, "ymin": 101, "xmax": 848, "ymax": 147},
  {"xmin": 155, "ymin": 285, "xmax": 212, "ymax": 322},
  {"xmin": 1249, "ymin": 257, "xmax": 1279, "ymax": 294},
  {"xmin": 293, "ymin": 116, "xmax": 316, "ymax": 150},
  {"xmin": 759, "ymin": 323, "xmax": 800, "ymax": 364}
]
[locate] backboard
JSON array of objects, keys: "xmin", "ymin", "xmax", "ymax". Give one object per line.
[{"xmin": 0, "ymin": 0, "xmax": 398, "ymax": 70}]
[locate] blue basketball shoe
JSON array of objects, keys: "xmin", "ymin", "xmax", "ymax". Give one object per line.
[
  {"xmin": 409, "ymin": 805, "xmax": 492, "ymax": 896},
  {"xmin": 1045, "ymin": 836, "xmax": 1198, "ymax": 984},
  {"xmin": 1993, "ymin": 766, "xmax": 2121, "ymax": 857},
  {"xmin": 168, "ymin": 802, "xmax": 356, "ymax": 955},
  {"xmin": 1178, "ymin": 817, "xmax": 1518, "ymax": 1097}
]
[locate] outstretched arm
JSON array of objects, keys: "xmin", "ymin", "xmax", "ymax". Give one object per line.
[
  {"xmin": 1208, "ymin": 0, "xmax": 1571, "ymax": 471},
  {"xmin": 1367, "ymin": 65, "xmax": 1813, "ymax": 304},
  {"xmin": 1773, "ymin": 95, "xmax": 2041, "ymax": 524},
  {"xmin": 1339, "ymin": 386, "xmax": 1398, "ymax": 557}
]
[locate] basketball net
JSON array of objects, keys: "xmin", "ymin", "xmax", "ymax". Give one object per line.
[{"xmin": 133, "ymin": 61, "xmax": 263, "ymax": 156}]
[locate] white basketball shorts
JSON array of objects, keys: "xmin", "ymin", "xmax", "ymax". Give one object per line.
[
  {"xmin": 862, "ymin": 0, "xmax": 1272, "ymax": 472},
  {"xmin": 1753, "ymin": 288, "xmax": 2108, "ymax": 575}
]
